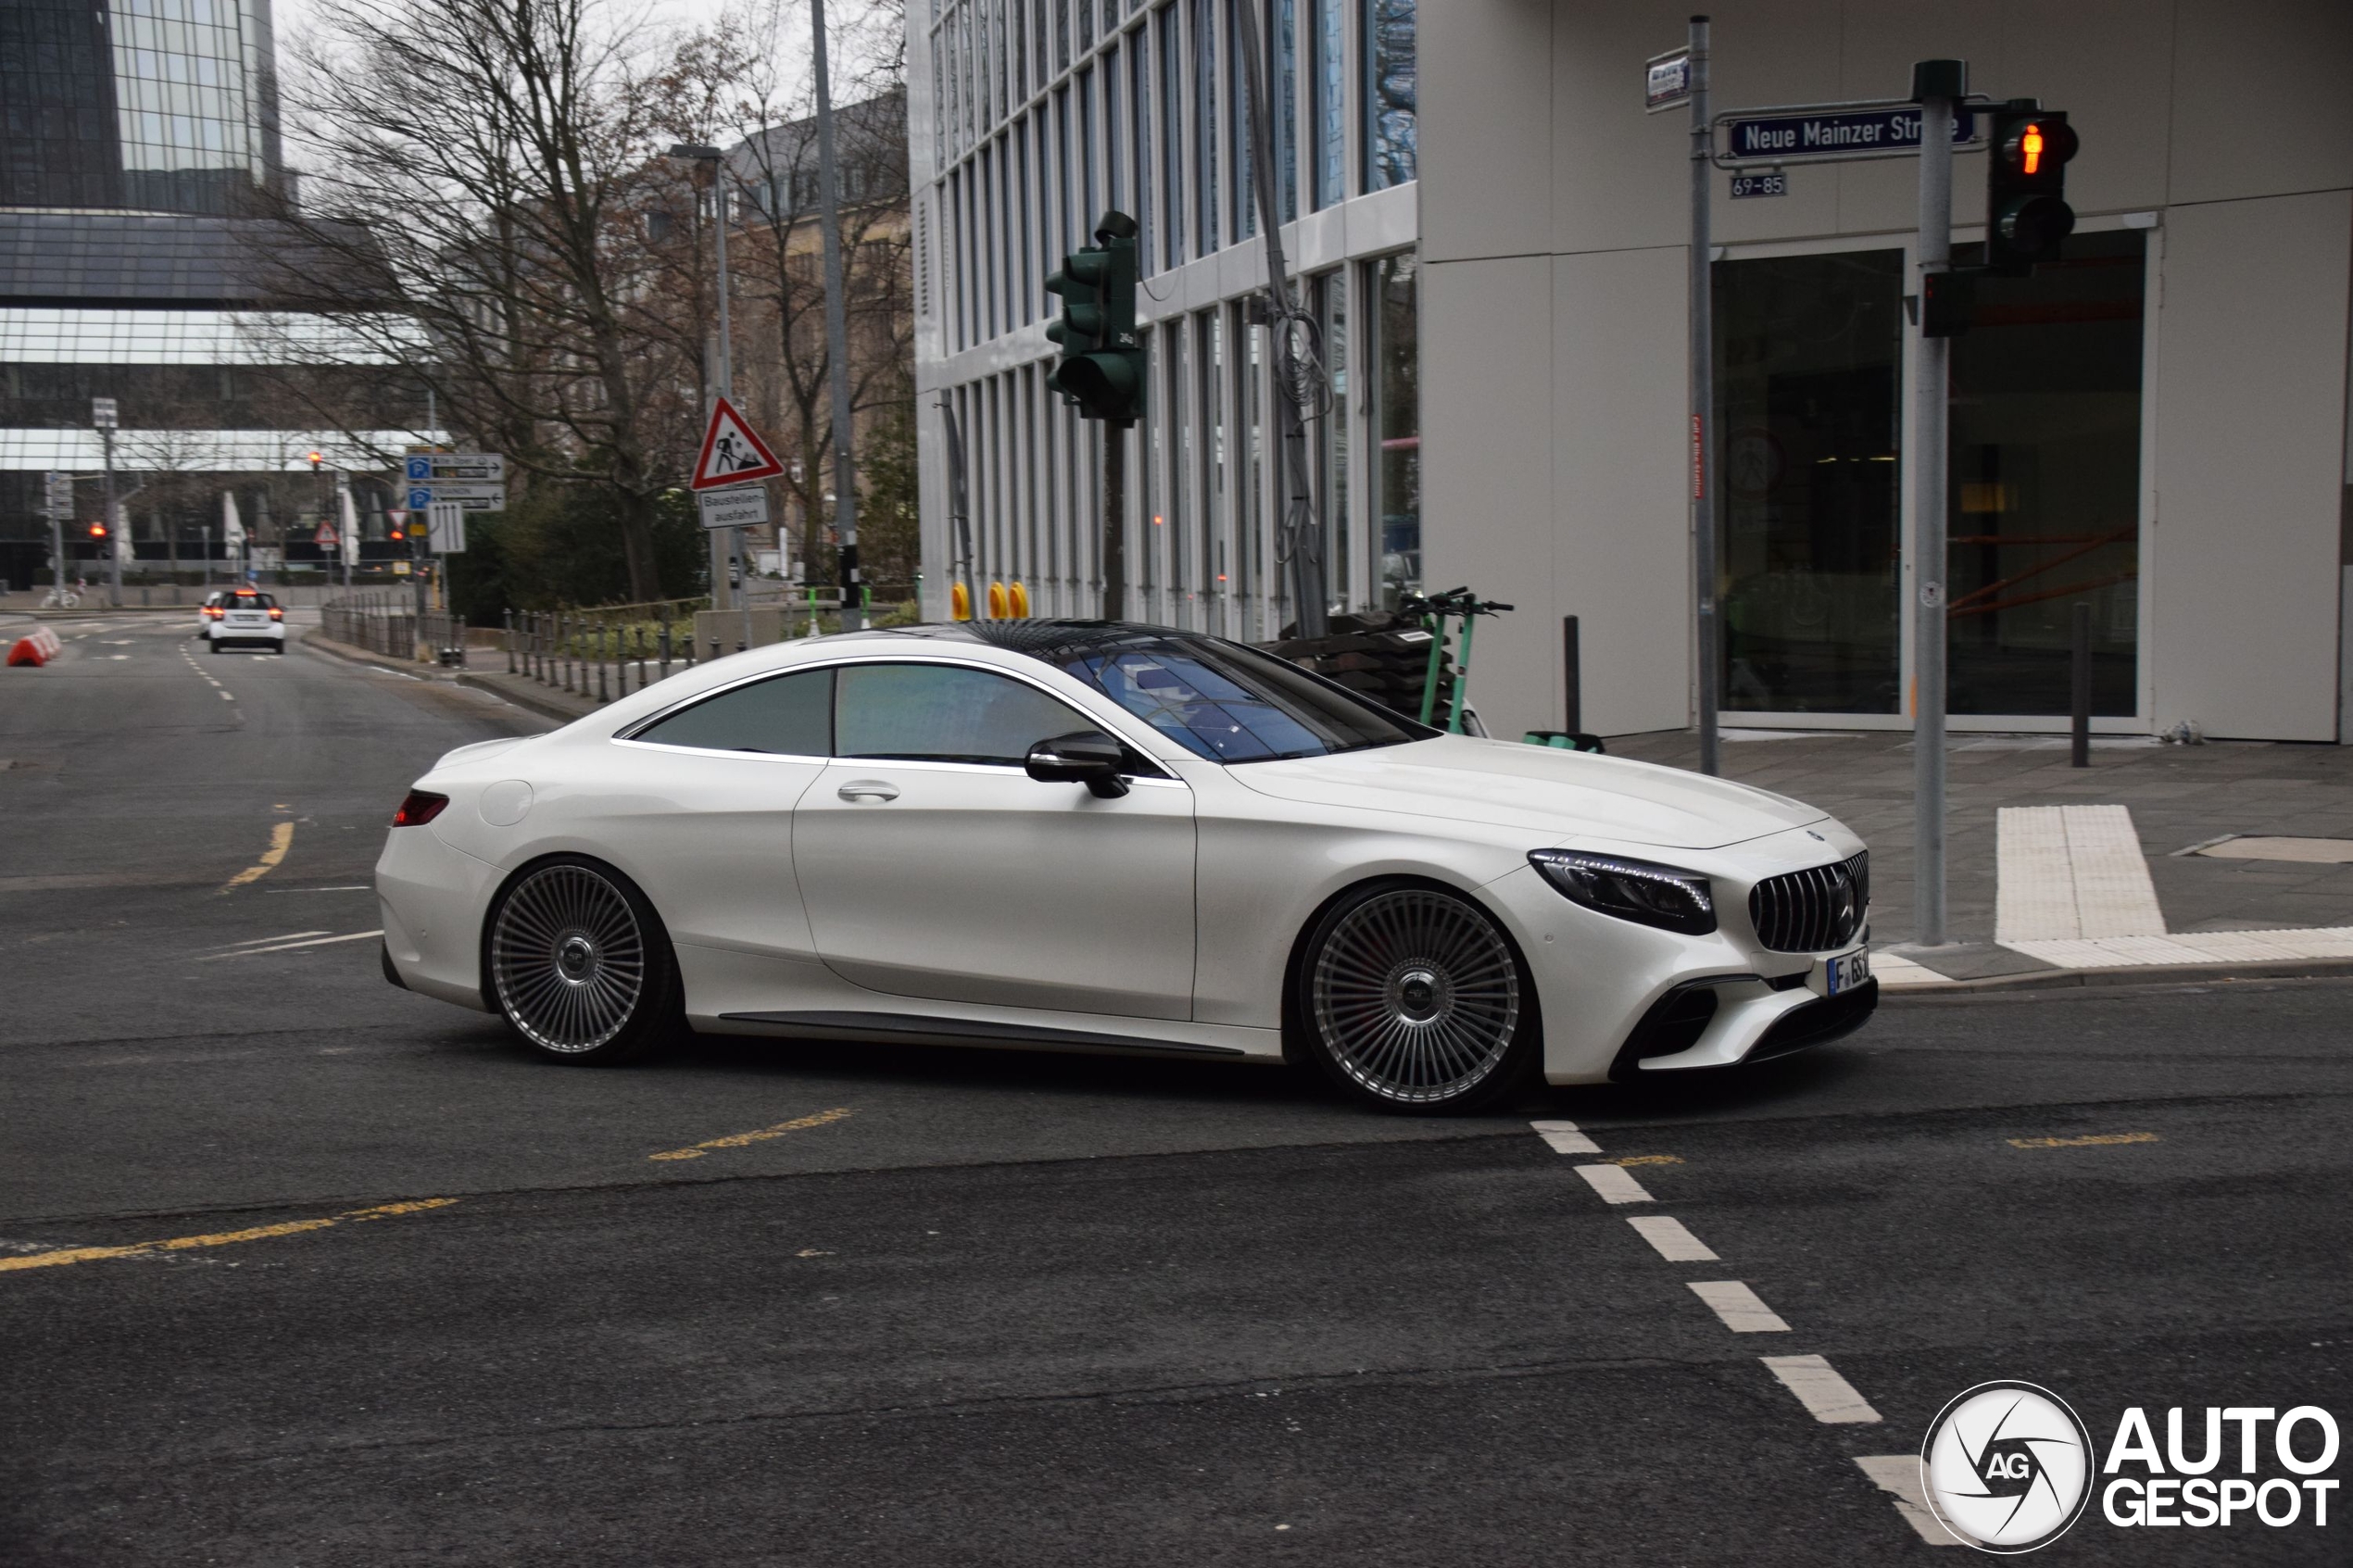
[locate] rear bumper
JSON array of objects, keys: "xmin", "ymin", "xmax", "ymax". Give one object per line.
[{"xmin": 375, "ymin": 824, "xmax": 500, "ymax": 1010}]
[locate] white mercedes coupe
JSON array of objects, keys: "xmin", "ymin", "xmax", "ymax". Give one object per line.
[{"xmin": 377, "ymin": 621, "xmax": 1875, "ymax": 1114}]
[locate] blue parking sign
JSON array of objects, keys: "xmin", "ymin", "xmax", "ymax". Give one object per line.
[
  {"xmin": 409, "ymin": 487, "xmax": 434, "ymax": 510},
  {"xmin": 405, "ymin": 457, "xmax": 432, "ymax": 481}
]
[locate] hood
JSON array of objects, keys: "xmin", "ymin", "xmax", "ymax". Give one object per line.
[
  {"xmin": 434, "ymin": 735, "xmax": 532, "ymax": 771},
  {"xmin": 1223, "ymin": 735, "xmax": 1827, "ymax": 849}
]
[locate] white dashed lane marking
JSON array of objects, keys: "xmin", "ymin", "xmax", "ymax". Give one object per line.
[
  {"xmin": 1529, "ymin": 1119, "xmax": 1601, "ymax": 1155},
  {"xmin": 1762, "ymin": 1354, "xmax": 1882, "ymax": 1424},
  {"xmin": 1854, "ymin": 1457, "xmax": 1960, "ymax": 1546},
  {"xmin": 1626, "ymin": 1215, "xmax": 1718, "ymax": 1261},
  {"xmin": 1686, "ymin": 1280, "xmax": 1791, "ymax": 1333},
  {"xmin": 1572, "ymin": 1163, "xmax": 1655, "ymax": 1204}
]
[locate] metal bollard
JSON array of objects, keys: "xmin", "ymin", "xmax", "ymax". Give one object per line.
[
  {"xmin": 597, "ymin": 621, "xmax": 610, "ymax": 704},
  {"xmin": 659, "ymin": 621, "xmax": 672, "ymax": 680},
  {"xmin": 2070, "ymin": 600, "xmax": 2093, "ymax": 769},
  {"xmin": 504, "ymin": 608, "xmax": 515, "ymax": 674}
]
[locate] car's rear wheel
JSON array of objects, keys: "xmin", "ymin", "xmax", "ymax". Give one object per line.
[
  {"xmin": 485, "ymin": 857, "xmax": 680, "ymax": 1064},
  {"xmin": 1294, "ymin": 881, "xmax": 1541, "ymax": 1114}
]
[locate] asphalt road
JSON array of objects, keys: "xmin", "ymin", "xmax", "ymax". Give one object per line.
[{"xmin": 3, "ymin": 616, "xmax": 2348, "ymax": 1565}]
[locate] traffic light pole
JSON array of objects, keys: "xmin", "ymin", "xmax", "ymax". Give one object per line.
[
  {"xmin": 1686, "ymin": 15, "xmax": 1718, "ymax": 775},
  {"xmin": 99, "ymin": 422, "xmax": 120, "ymax": 608},
  {"xmin": 1101, "ymin": 424, "xmax": 1126, "ymax": 621},
  {"xmin": 1910, "ymin": 66, "xmax": 1959, "ymax": 947}
]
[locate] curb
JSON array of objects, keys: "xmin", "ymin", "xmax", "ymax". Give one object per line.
[
  {"xmin": 300, "ymin": 628, "xmax": 596, "ymax": 726},
  {"xmin": 1881, "ymin": 955, "xmax": 2353, "ymax": 997}
]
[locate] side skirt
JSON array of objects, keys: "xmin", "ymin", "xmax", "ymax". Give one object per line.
[{"xmin": 717, "ymin": 1009, "xmax": 1252, "ymax": 1059}]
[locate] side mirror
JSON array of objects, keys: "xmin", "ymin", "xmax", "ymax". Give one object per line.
[{"xmin": 1026, "ymin": 730, "xmax": 1131, "ymax": 798}]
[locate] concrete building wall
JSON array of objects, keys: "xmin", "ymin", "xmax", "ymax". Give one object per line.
[{"xmin": 1423, "ymin": 0, "xmax": 2353, "ymax": 741}]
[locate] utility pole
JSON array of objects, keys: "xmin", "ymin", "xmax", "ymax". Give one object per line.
[
  {"xmin": 1687, "ymin": 15, "xmax": 1718, "ymax": 776},
  {"xmin": 812, "ymin": 0, "xmax": 862, "ymax": 630},
  {"xmin": 1234, "ymin": 0, "xmax": 1327, "ymax": 636},
  {"xmin": 1909, "ymin": 59, "xmax": 1964, "ymax": 947},
  {"xmin": 93, "ymin": 397, "xmax": 120, "ymax": 608},
  {"xmin": 672, "ymin": 144, "xmax": 738, "ymax": 618}
]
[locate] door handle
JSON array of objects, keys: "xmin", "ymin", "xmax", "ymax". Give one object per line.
[{"xmin": 837, "ymin": 780, "xmax": 900, "ymax": 802}]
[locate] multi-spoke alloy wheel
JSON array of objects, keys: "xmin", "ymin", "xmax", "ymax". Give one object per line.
[
  {"xmin": 1300, "ymin": 883, "xmax": 1536, "ymax": 1112},
  {"xmin": 487, "ymin": 859, "xmax": 675, "ymax": 1063}
]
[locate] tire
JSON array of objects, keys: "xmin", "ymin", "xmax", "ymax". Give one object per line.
[
  {"xmin": 208, "ymin": 638, "xmax": 221, "ymax": 654},
  {"xmin": 1292, "ymin": 880, "xmax": 1541, "ymax": 1115},
  {"xmin": 484, "ymin": 856, "xmax": 682, "ymax": 1065}
]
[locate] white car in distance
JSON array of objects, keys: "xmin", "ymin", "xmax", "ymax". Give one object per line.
[
  {"xmin": 378, "ymin": 621, "xmax": 1875, "ymax": 1114},
  {"xmin": 199, "ymin": 588, "xmax": 286, "ymax": 654}
]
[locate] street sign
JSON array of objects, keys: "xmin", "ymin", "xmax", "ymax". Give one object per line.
[
  {"xmin": 697, "ymin": 484, "xmax": 771, "ymax": 532},
  {"xmin": 691, "ymin": 395, "xmax": 786, "ymax": 490},
  {"xmin": 1718, "ymin": 104, "xmax": 1980, "ymax": 165},
  {"xmin": 427, "ymin": 499, "xmax": 467, "ymax": 554},
  {"xmin": 1645, "ymin": 48, "xmax": 1692, "ymax": 113},
  {"xmin": 1730, "ymin": 170, "xmax": 1789, "ymax": 198},
  {"xmin": 91, "ymin": 396, "xmax": 117, "ymax": 430},
  {"xmin": 314, "ymin": 522, "xmax": 337, "ymax": 547},
  {"xmin": 42, "ymin": 471, "xmax": 72, "ymax": 521},
  {"xmin": 404, "ymin": 453, "xmax": 506, "ymax": 483},
  {"xmin": 409, "ymin": 483, "xmax": 504, "ymax": 510}
]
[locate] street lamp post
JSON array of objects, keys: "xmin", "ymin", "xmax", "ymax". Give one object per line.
[
  {"xmin": 810, "ymin": 0, "xmax": 862, "ymax": 632},
  {"xmin": 93, "ymin": 397, "xmax": 120, "ymax": 608},
  {"xmin": 670, "ymin": 143, "xmax": 737, "ymax": 619}
]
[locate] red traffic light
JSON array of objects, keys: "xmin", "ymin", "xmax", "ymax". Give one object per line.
[
  {"xmin": 1998, "ymin": 118, "xmax": 2078, "ymax": 176},
  {"xmin": 87, "ymin": 521, "xmax": 107, "ymax": 539},
  {"xmin": 307, "ymin": 450, "xmax": 323, "ymax": 469},
  {"xmin": 388, "ymin": 527, "xmax": 404, "ymax": 541}
]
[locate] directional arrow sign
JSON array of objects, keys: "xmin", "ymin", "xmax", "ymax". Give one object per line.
[
  {"xmin": 691, "ymin": 395, "xmax": 786, "ymax": 490},
  {"xmin": 404, "ymin": 453, "xmax": 507, "ymax": 483}
]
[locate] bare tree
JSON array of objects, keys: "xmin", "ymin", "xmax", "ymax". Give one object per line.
[{"xmin": 263, "ymin": 0, "xmax": 703, "ymax": 602}]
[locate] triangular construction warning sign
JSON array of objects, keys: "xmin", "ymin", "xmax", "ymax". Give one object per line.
[{"xmin": 691, "ymin": 395, "xmax": 786, "ymax": 490}]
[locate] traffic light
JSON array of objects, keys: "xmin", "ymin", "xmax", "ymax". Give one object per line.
[
  {"xmin": 1045, "ymin": 211, "xmax": 1145, "ymax": 425},
  {"xmin": 307, "ymin": 450, "xmax": 323, "ymax": 471},
  {"xmin": 87, "ymin": 521, "xmax": 108, "ymax": 541},
  {"xmin": 1985, "ymin": 101, "xmax": 2078, "ymax": 276}
]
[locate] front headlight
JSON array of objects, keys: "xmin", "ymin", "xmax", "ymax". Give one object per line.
[{"xmin": 1529, "ymin": 849, "xmax": 1717, "ymax": 935}]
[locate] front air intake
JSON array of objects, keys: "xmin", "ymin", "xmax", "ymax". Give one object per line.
[{"xmin": 1747, "ymin": 852, "xmax": 1869, "ymax": 953}]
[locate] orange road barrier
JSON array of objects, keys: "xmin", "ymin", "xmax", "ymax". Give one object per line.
[
  {"xmin": 950, "ymin": 582, "xmax": 973, "ymax": 621},
  {"xmin": 987, "ymin": 581, "xmax": 1009, "ymax": 619},
  {"xmin": 1008, "ymin": 582, "xmax": 1031, "ymax": 618},
  {"xmin": 6, "ymin": 628, "xmax": 63, "ymax": 667}
]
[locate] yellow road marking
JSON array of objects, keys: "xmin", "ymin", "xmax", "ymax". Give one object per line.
[
  {"xmin": 1604, "ymin": 1154, "xmax": 1685, "ymax": 1167},
  {"xmin": 220, "ymin": 821, "xmax": 295, "ymax": 893},
  {"xmin": 2007, "ymin": 1131, "xmax": 2160, "ymax": 1149},
  {"xmin": 0, "ymin": 1198, "xmax": 457, "ymax": 1273},
  {"xmin": 648, "ymin": 1107, "xmax": 854, "ymax": 1161}
]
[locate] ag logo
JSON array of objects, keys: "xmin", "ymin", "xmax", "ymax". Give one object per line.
[{"xmin": 1921, "ymin": 1382, "xmax": 2094, "ymax": 1552}]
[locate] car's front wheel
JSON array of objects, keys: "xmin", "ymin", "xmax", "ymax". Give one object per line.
[
  {"xmin": 1294, "ymin": 880, "xmax": 1541, "ymax": 1114},
  {"xmin": 485, "ymin": 857, "xmax": 681, "ymax": 1064}
]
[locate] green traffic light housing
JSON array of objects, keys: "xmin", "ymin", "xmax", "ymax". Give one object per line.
[
  {"xmin": 1985, "ymin": 102, "xmax": 2078, "ymax": 276},
  {"xmin": 1045, "ymin": 210, "xmax": 1145, "ymax": 426}
]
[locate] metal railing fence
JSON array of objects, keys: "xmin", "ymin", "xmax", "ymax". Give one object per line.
[{"xmin": 322, "ymin": 592, "xmax": 466, "ymax": 665}]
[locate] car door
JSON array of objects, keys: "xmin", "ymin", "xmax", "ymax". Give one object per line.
[
  {"xmin": 792, "ymin": 659, "xmax": 1197, "ymax": 1021},
  {"xmin": 592, "ymin": 665, "xmax": 835, "ymax": 964}
]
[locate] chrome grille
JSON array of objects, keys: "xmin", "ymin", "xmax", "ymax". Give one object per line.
[{"xmin": 1748, "ymin": 852, "xmax": 1869, "ymax": 953}]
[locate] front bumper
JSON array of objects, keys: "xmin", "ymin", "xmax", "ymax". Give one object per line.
[{"xmin": 1480, "ymin": 823, "xmax": 1877, "ymax": 1085}]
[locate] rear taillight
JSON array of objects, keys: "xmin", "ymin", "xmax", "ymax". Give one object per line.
[
  {"xmin": 269, "ymin": 607, "xmax": 283, "ymax": 621},
  {"xmin": 392, "ymin": 789, "xmax": 449, "ymax": 826},
  {"xmin": 204, "ymin": 606, "xmax": 223, "ymax": 618}
]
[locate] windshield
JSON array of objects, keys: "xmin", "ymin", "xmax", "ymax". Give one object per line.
[{"xmin": 1053, "ymin": 636, "xmax": 1432, "ymax": 763}]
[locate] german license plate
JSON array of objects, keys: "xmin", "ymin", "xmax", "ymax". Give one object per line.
[{"xmin": 1824, "ymin": 946, "xmax": 1871, "ymax": 996}]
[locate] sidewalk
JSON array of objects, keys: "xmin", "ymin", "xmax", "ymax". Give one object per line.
[
  {"xmin": 1607, "ymin": 727, "xmax": 2353, "ymax": 987},
  {"xmin": 302, "ymin": 628, "xmax": 608, "ymax": 726}
]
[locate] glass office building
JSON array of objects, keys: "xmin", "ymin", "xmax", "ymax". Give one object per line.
[
  {"xmin": 910, "ymin": 0, "xmax": 1419, "ymax": 640},
  {"xmin": 0, "ymin": 0, "xmax": 400, "ymax": 587}
]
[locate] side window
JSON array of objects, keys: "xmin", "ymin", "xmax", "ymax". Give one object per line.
[
  {"xmin": 633, "ymin": 669, "xmax": 834, "ymax": 755},
  {"xmin": 836, "ymin": 663, "xmax": 1094, "ymax": 765}
]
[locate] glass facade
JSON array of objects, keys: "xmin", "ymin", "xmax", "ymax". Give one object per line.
[
  {"xmin": 919, "ymin": 0, "xmax": 1417, "ymax": 634},
  {"xmin": 1714, "ymin": 251, "xmax": 1906, "ymax": 714},
  {"xmin": 1946, "ymin": 231, "xmax": 2145, "ymax": 716}
]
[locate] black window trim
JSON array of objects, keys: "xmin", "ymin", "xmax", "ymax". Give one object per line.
[{"xmin": 612, "ymin": 653, "xmax": 1179, "ymax": 779}]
